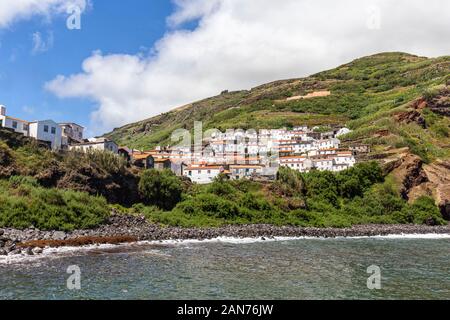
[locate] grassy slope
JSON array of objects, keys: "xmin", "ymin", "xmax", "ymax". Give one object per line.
[{"xmin": 104, "ymin": 52, "xmax": 450, "ymax": 164}]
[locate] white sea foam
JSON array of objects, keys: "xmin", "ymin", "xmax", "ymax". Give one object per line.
[
  {"xmin": 349, "ymin": 233, "xmax": 450, "ymax": 240},
  {"xmin": 1, "ymin": 233, "xmax": 448, "ymax": 265}
]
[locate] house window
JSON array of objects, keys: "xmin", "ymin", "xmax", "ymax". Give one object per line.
[
  {"xmin": 51, "ymin": 127, "xmax": 56, "ymax": 134},
  {"xmin": 12, "ymin": 121, "xmax": 18, "ymax": 129},
  {"xmin": 207, "ymin": 170, "xmax": 211, "ymax": 174},
  {"xmin": 189, "ymin": 171, "xmax": 192, "ymax": 176},
  {"xmin": 44, "ymin": 125, "xmax": 49, "ymax": 133},
  {"xmin": 23, "ymin": 123, "xmax": 28, "ymax": 131}
]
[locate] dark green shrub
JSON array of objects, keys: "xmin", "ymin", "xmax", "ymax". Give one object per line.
[
  {"xmin": 394, "ymin": 196, "xmax": 445, "ymax": 225},
  {"xmin": 303, "ymin": 170, "xmax": 339, "ymax": 207},
  {"xmin": 138, "ymin": 169, "xmax": 183, "ymax": 210},
  {"xmin": 207, "ymin": 180, "xmax": 237, "ymax": 198}
]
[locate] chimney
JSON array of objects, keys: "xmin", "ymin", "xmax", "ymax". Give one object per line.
[{"xmin": 0, "ymin": 105, "xmax": 5, "ymax": 116}]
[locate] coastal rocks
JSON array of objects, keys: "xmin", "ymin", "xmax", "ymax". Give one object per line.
[
  {"xmin": 32, "ymin": 247, "xmax": 43, "ymax": 255},
  {"xmin": 0, "ymin": 229, "xmax": 45, "ymax": 257},
  {"xmin": 52, "ymin": 231, "xmax": 67, "ymax": 241},
  {"xmin": 2, "ymin": 215, "xmax": 450, "ymax": 259}
]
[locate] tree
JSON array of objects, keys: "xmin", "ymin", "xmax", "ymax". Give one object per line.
[
  {"xmin": 304, "ymin": 170, "xmax": 339, "ymax": 207},
  {"xmin": 276, "ymin": 166, "xmax": 306, "ymax": 197},
  {"xmin": 138, "ymin": 169, "xmax": 183, "ymax": 210}
]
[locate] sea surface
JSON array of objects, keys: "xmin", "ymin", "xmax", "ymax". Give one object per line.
[{"xmin": 0, "ymin": 235, "xmax": 449, "ymax": 300}]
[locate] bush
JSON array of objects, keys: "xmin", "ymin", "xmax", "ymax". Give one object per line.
[
  {"xmin": 337, "ymin": 162, "xmax": 384, "ymax": 198},
  {"xmin": 394, "ymin": 196, "xmax": 446, "ymax": 225},
  {"xmin": 303, "ymin": 170, "xmax": 339, "ymax": 207},
  {"xmin": 276, "ymin": 166, "xmax": 306, "ymax": 197},
  {"xmin": 9, "ymin": 175, "xmax": 39, "ymax": 188},
  {"xmin": 138, "ymin": 169, "xmax": 183, "ymax": 210},
  {"xmin": 207, "ymin": 180, "xmax": 237, "ymax": 199},
  {"xmin": 0, "ymin": 179, "xmax": 109, "ymax": 231},
  {"xmin": 65, "ymin": 150, "xmax": 128, "ymax": 174},
  {"xmin": 174, "ymin": 193, "xmax": 241, "ymax": 220}
]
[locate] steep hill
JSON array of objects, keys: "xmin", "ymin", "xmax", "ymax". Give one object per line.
[
  {"xmin": 105, "ymin": 52, "xmax": 449, "ymax": 152},
  {"xmin": 104, "ymin": 52, "xmax": 450, "ymax": 215}
]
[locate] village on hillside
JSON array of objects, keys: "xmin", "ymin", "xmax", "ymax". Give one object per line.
[{"xmin": 1, "ymin": 104, "xmax": 371, "ymax": 184}]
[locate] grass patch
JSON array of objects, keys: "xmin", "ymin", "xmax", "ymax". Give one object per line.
[{"xmin": 0, "ymin": 176, "xmax": 110, "ymax": 231}]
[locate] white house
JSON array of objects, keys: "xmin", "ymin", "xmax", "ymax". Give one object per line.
[
  {"xmin": 314, "ymin": 138, "xmax": 340, "ymax": 150},
  {"xmin": 59, "ymin": 122, "xmax": 84, "ymax": 146},
  {"xmin": 311, "ymin": 158, "xmax": 334, "ymax": 171},
  {"xmin": 0, "ymin": 105, "xmax": 29, "ymax": 136},
  {"xmin": 229, "ymin": 165, "xmax": 263, "ymax": 180},
  {"xmin": 29, "ymin": 120, "xmax": 62, "ymax": 150},
  {"xmin": 69, "ymin": 138, "xmax": 119, "ymax": 154},
  {"xmin": 336, "ymin": 127, "xmax": 352, "ymax": 137},
  {"xmin": 332, "ymin": 152, "xmax": 356, "ymax": 167},
  {"xmin": 183, "ymin": 165, "xmax": 223, "ymax": 184},
  {"xmin": 279, "ymin": 156, "xmax": 313, "ymax": 172}
]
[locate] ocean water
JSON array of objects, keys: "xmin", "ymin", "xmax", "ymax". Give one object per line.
[{"xmin": 0, "ymin": 235, "xmax": 449, "ymax": 300}]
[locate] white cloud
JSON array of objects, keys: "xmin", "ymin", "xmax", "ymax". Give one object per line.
[
  {"xmin": 31, "ymin": 31, "xmax": 54, "ymax": 54},
  {"xmin": 22, "ymin": 105, "xmax": 35, "ymax": 114},
  {"xmin": 45, "ymin": 0, "xmax": 450, "ymax": 135},
  {"xmin": 0, "ymin": 0, "xmax": 88, "ymax": 28}
]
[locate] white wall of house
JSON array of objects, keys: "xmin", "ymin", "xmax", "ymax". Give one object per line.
[
  {"xmin": 69, "ymin": 140, "xmax": 119, "ymax": 154},
  {"xmin": 230, "ymin": 166, "xmax": 263, "ymax": 179},
  {"xmin": 314, "ymin": 138, "xmax": 340, "ymax": 150},
  {"xmin": 333, "ymin": 154, "xmax": 356, "ymax": 166},
  {"xmin": 59, "ymin": 123, "xmax": 84, "ymax": 144},
  {"xmin": 336, "ymin": 127, "xmax": 352, "ymax": 137},
  {"xmin": 331, "ymin": 164, "xmax": 350, "ymax": 172},
  {"xmin": 312, "ymin": 159, "xmax": 334, "ymax": 171},
  {"xmin": 29, "ymin": 120, "xmax": 62, "ymax": 150},
  {"xmin": 0, "ymin": 116, "xmax": 29, "ymax": 135},
  {"xmin": 280, "ymin": 158, "xmax": 313, "ymax": 172},
  {"xmin": 184, "ymin": 167, "xmax": 222, "ymax": 184}
]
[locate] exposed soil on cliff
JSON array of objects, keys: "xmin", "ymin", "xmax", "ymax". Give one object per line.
[{"xmin": 380, "ymin": 148, "xmax": 450, "ymax": 219}]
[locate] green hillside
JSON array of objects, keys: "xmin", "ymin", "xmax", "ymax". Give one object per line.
[
  {"xmin": 105, "ymin": 52, "xmax": 450, "ymax": 164},
  {"xmin": 1, "ymin": 52, "xmax": 449, "ymax": 231}
]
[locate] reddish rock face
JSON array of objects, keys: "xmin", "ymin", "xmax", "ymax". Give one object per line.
[
  {"xmin": 382, "ymin": 151, "xmax": 450, "ymax": 221},
  {"xmin": 394, "ymin": 110, "xmax": 426, "ymax": 128}
]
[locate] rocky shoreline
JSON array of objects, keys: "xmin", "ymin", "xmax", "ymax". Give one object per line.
[{"xmin": 1, "ymin": 214, "xmax": 450, "ymax": 257}]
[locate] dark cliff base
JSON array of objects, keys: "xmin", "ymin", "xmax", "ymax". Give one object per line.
[{"xmin": 1, "ymin": 215, "xmax": 449, "ymax": 256}]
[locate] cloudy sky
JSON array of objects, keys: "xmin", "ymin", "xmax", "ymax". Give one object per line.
[{"xmin": 1, "ymin": 0, "xmax": 449, "ymax": 136}]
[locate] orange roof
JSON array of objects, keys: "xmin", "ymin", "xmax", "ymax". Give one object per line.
[
  {"xmin": 280, "ymin": 156, "xmax": 306, "ymax": 159},
  {"xmin": 132, "ymin": 154, "xmax": 153, "ymax": 160},
  {"xmin": 230, "ymin": 165, "xmax": 263, "ymax": 169},
  {"xmin": 5, "ymin": 116, "xmax": 29, "ymax": 123},
  {"xmin": 154, "ymin": 158, "xmax": 171, "ymax": 163},
  {"xmin": 185, "ymin": 166, "xmax": 223, "ymax": 171}
]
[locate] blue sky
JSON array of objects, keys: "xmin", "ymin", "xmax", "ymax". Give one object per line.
[
  {"xmin": 0, "ymin": 1, "xmax": 174, "ymax": 135},
  {"xmin": 1, "ymin": 0, "xmax": 449, "ymax": 137}
]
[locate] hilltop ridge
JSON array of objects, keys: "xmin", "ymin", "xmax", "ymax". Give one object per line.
[{"xmin": 104, "ymin": 52, "xmax": 449, "ymax": 150}]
